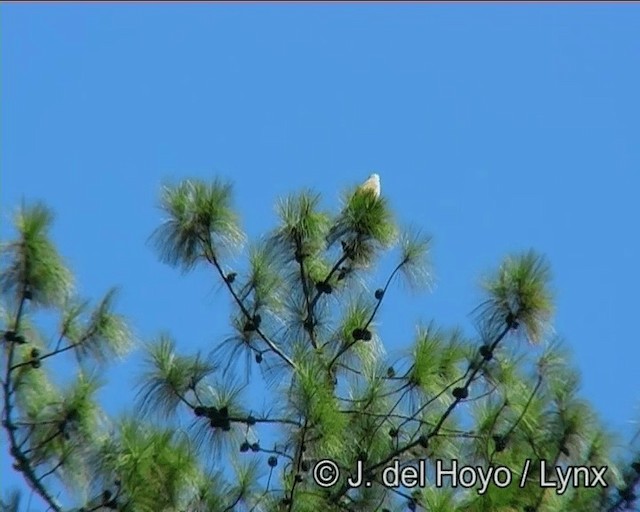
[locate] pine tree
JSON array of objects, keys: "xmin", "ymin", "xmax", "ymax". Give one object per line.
[{"xmin": 1, "ymin": 179, "xmax": 638, "ymax": 512}]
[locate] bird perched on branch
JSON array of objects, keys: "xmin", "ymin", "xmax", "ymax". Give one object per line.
[
  {"xmin": 358, "ymin": 173, "xmax": 381, "ymax": 199},
  {"xmin": 326, "ymin": 173, "xmax": 382, "ymax": 248}
]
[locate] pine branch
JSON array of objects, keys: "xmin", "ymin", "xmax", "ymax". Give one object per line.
[
  {"xmin": 287, "ymin": 417, "xmax": 310, "ymax": 512},
  {"xmin": 487, "ymin": 373, "xmax": 543, "ymax": 464},
  {"xmin": 200, "ymin": 234, "xmax": 295, "ymax": 369},
  {"xmin": 606, "ymin": 469, "xmax": 640, "ymax": 512},
  {"xmin": 294, "ymin": 234, "xmax": 317, "ymax": 349},
  {"xmin": 2, "ymin": 285, "xmax": 62, "ymax": 512},
  {"xmin": 330, "ymin": 321, "xmax": 513, "ymax": 504},
  {"xmin": 327, "ymin": 261, "xmax": 402, "ymax": 371},
  {"xmin": 309, "ymin": 248, "xmax": 351, "ymax": 312}
]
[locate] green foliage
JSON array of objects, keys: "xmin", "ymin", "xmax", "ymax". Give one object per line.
[
  {"xmin": 72, "ymin": 289, "xmax": 133, "ymax": 362},
  {"xmin": 327, "ymin": 187, "xmax": 397, "ymax": 269},
  {"xmin": 150, "ymin": 179, "xmax": 245, "ymax": 271},
  {"xmin": 478, "ymin": 250, "xmax": 554, "ymax": 344},
  {"xmin": 408, "ymin": 323, "xmax": 467, "ymax": 393},
  {"xmin": 271, "ymin": 191, "xmax": 332, "ymax": 262},
  {"xmin": 1, "ymin": 202, "xmax": 73, "ymax": 307},
  {"xmin": 2, "ymin": 181, "xmax": 638, "ymax": 512},
  {"xmin": 397, "ymin": 228, "xmax": 432, "ymax": 291},
  {"xmin": 94, "ymin": 419, "xmax": 201, "ymax": 511},
  {"xmin": 136, "ymin": 334, "xmax": 216, "ymax": 418}
]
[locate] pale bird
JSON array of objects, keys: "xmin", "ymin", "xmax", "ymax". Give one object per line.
[{"xmin": 358, "ymin": 173, "xmax": 381, "ymax": 199}]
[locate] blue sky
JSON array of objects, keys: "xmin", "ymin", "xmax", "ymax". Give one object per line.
[{"xmin": 2, "ymin": 4, "xmax": 639, "ymax": 508}]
